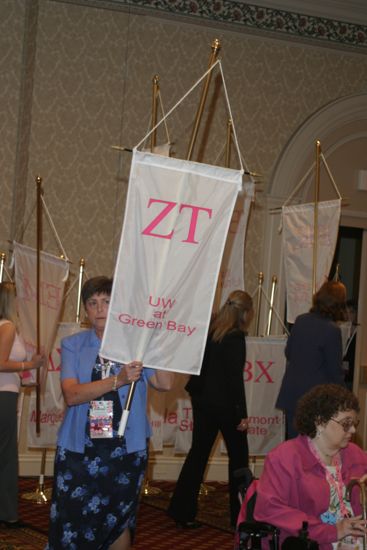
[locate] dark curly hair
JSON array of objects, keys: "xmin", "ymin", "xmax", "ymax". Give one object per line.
[
  {"xmin": 81, "ymin": 276, "xmax": 112, "ymax": 306},
  {"xmin": 295, "ymin": 384, "xmax": 359, "ymax": 438},
  {"xmin": 310, "ymin": 281, "xmax": 346, "ymax": 321}
]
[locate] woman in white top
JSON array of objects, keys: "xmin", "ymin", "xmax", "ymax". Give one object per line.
[{"xmin": 0, "ymin": 281, "xmax": 45, "ymax": 527}]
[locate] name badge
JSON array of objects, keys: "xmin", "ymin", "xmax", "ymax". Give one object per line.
[{"xmin": 90, "ymin": 400, "xmax": 113, "ymax": 438}]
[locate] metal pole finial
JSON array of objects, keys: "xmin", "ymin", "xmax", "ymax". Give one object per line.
[{"xmin": 211, "ymin": 38, "xmax": 221, "ymax": 53}]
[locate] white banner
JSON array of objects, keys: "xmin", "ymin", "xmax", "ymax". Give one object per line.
[
  {"xmin": 149, "ymin": 338, "xmax": 285, "ymax": 456},
  {"xmin": 13, "ymin": 242, "xmax": 69, "ymax": 386},
  {"xmin": 214, "ymin": 183, "xmax": 254, "ymax": 310},
  {"xmin": 100, "ymin": 150, "xmax": 242, "ymax": 375},
  {"xmin": 244, "ymin": 337, "xmax": 286, "ymax": 455},
  {"xmin": 27, "ymin": 323, "xmax": 82, "ymax": 448},
  {"xmin": 282, "ymin": 199, "xmax": 341, "ymax": 324}
]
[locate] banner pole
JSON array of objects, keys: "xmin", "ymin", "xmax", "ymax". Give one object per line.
[
  {"xmin": 186, "ymin": 38, "xmax": 221, "ymax": 161},
  {"xmin": 150, "ymin": 75, "xmax": 159, "ymax": 152},
  {"xmin": 36, "ymin": 175, "xmax": 43, "ymax": 436},
  {"xmin": 0, "ymin": 252, "xmax": 6, "ymax": 282},
  {"xmin": 255, "ymin": 272, "xmax": 264, "ymax": 336},
  {"xmin": 265, "ymin": 275, "xmax": 277, "ymax": 336},
  {"xmin": 118, "ymin": 74, "xmax": 161, "ymax": 439},
  {"xmin": 213, "ymin": 118, "xmax": 233, "ymax": 312},
  {"xmin": 225, "ymin": 118, "xmax": 232, "ymax": 168},
  {"xmin": 118, "ymin": 381, "xmax": 136, "ymax": 437},
  {"xmin": 312, "ymin": 140, "xmax": 321, "ymax": 295},
  {"xmin": 75, "ymin": 258, "xmax": 85, "ymax": 323}
]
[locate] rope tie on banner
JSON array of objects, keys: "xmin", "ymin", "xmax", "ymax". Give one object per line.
[{"xmin": 135, "ymin": 60, "xmax": 244, "ymax": 174}]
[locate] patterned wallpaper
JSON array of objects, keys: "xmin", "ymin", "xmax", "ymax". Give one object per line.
[
  {"xmin": 0, "ymin": 1, "xmax": 26, "ymax": 255},
  {"xmin": 1, "ymin": 0, "xmax": 367, "ymax": 319}
]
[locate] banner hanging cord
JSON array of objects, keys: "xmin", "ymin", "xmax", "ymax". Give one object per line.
[
  {"xmin": 41, "ymin": 196, "xmax": 69, "ymax": 262},
  {"xmin": 135, "ymin": 60, "xmax": 244, "ymax": 172},
  {"xmin": 320, "ymin": 153, "xmax": 342, "ymax": 199},
  {"xmin": 217, "ymin": 62, "xmax": 244, "ymax": 173},
  {"xmin": 142, "ymin": 90, "xmax": 172, "ymax": 151}
]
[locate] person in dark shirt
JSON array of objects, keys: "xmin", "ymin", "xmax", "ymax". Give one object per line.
[
  {"xmin": 277, "ymin": 281, "xmax": 346, "ymax": 439},
  {"xmin": 167, "ymin": 290, "xmax": 253, "ymax": 529}
]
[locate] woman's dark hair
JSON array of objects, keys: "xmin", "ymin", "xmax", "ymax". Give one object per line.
[
  {"xmin": 295, "ymin": 384, "xmax": 359, "ymax": 437},
  {"xmin": 81, "ymin": 276, "xmax": 112, "ymax": 306},
  {"xmin": 310, "ymin": 281, "xmax": 346, "ymax": 321}
]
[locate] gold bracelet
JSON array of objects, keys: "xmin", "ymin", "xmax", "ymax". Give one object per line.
[{"xmin": 112, "ymin": 375, "xmax": 118, "ymax": 391}]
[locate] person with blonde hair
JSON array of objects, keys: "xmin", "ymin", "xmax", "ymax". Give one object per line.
[
  {"xmin": 168, "ymin": 290, "xmax": 254, "ymax": 529},
  {"xmin": 0, "ymin": 281, "xmax": 45, "ymax": 527}
]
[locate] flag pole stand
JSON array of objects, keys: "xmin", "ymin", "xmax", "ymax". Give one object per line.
[
  {"xmin": 199, "ymin": 482, "xmax": 215, "ymax": 496},
  {"xmin": 21, "ymin": 448, "xmax": 52, "ymax": 504},
  {"xmin": 142, "ymin": 478, "xmax": 162, "ymax": 496},
  {"xmin": 141, "ymin": 452, "xmax": 162, "ymax": 496}
]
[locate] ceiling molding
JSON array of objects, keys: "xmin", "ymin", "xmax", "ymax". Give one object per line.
[{"xmin": 52, "ymin": 0, "xmax": 367, "ymax": 51}]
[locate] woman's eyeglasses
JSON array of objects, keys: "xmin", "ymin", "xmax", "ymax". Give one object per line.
[{"xmin": 330, "ymin": 418, "xmax": 359, "ymax": 432}]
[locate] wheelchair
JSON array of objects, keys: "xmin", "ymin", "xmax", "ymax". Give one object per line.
[
  {"xmin": 235, "ymin": 468, "xmax": 318, "ymax": 550},
  {"xmin": 235, "ymin": 467, "xmax": 280, "ymax": 549}
]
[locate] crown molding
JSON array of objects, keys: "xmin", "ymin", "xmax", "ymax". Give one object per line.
[{"xmin": 52, "ymin": 0, "xmax": 367, "ymax": 51}]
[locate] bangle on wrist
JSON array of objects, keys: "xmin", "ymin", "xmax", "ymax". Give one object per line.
[{"xmin": 112, "ymin": 375, "xmax": 118, "ymax": 391}]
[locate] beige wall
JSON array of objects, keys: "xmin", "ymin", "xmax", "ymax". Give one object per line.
[
  {"xmin": 2, "ymin": 0, "xmax": 367, "ymax": 476},
  {"xmin": 2, "ymin": 0, "xmax": 367, "ymax": 310}
]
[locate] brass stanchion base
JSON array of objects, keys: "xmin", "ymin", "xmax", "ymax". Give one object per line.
[
  {"xmin": 199, "ymin": 483, "xmax": 216, "ymax": 496},
  {"xmin": 142, "ymin": 479, "xmax": 162, "ymax": 496},
  {"xmin": 21, "ymin": 483, "xmax": 52, "ymax": 505}
]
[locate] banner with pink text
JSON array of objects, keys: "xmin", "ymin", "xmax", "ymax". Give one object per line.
[
  {"xmin": 100, "ymin": 150, "xmax": 242, "ymax": 374},
  {"xmin": 282, "ymin": 199, "xmax": 341, "ymax": 324},
  {"xmin": 148, "ymin": 338, "xmax": 286, "ymax": 455},
  {"xmin": 27, "ymin": 323, "xmax": 82, "ymax": 448},
  {"xmin": 244, "ymin": 336, "xmax": 286, "ymax": 455},
  {"xmin": 13, "ymin": 242, "xmax": 69, "ymax": 387}
]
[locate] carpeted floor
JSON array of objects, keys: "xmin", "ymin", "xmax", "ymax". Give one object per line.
[{"xmin": 0, "ymin": 478, "xmax": 235, "ymax": 549}]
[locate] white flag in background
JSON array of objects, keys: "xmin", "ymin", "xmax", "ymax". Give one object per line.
[
  {"xmin": 244, "ymin": 337, "xmax": 286, "ymax": 455},
  {"xmin": 282, "ymin": 199, "xmax": 341, "ymax": 324},
  {"xmin": 27, "ymin": 322, "xmax": 82, "ymax": 448},
  {"xmin": 100, "ymin": 150, "xmax": 242, "ymax": 375},
  {"xmin": 13, "ymin": 242, "xmax": 69, "ymax": 385},
  {"xmin": 216, "ymin": 182, "xmax": 254, "ymax": 309}
]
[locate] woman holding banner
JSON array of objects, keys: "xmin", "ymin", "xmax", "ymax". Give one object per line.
[
  {"xmin": 0, "ymin": 281, "xmax": 45, "ymax": 528},
  {"xmin": 167, "ymin": 290, "xmax": 253, "ymax": 529},
  {"xmin": 46, "ymin": 276, "xmax": 172, "ymax": 550}
]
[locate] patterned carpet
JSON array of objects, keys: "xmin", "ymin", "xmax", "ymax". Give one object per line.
[{"xmin": 0, "ymin": 478, "xmax": 234, "ymax": 550}]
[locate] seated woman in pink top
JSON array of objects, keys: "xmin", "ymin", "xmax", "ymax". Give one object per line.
[{"xmin": 254, "ymin": 384, "xmax": 367, "ymax": 550}]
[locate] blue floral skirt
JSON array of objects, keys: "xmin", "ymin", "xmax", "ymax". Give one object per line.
[{"xmin": 46, "ymin": 435, "xmax": 148, "ymax": 549}]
